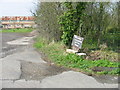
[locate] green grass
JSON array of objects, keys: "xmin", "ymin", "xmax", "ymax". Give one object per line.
[
  {"xmin": 34, "ymin": 37, "xmax": 120, "ymax": 75},
  {"xmin": 0, "ymin": 28, "xmax": 33, "ymax": 33}
]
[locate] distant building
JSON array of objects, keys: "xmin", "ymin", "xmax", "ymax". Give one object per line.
[{"xmin": 0, "ymin": 16, "xmax": 35, "ymax": 29}]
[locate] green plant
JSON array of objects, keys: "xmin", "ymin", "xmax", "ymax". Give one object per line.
[
  {"xmin": 34, "ymin": 37, "xmax": 47, "ymax": 48},
  {"xmin": 97, "ymin": 71, "xmax": 108, "ymax": 75},
  {"xmin": 108, "ymin": 68, "xmax": 120, "ymax": 75},
  {"xmin": 34, "ymin": 37, "xmax": 119, "ymax": 75},
  {"xmin": 58, "ymin": 2, "xmax": 87, "ymax": 46}
]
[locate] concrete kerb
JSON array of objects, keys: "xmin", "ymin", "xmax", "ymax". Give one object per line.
[{"xmin": 0, "ymin": 32, "xmax": 2, "ymax": 89}]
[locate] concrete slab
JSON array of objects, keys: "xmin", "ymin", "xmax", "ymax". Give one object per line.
[
  {"xmin": 7, "ymin": 37, "xmax": 34, "ymax": 45},
  {"xmin": 2, "ymin": 59, "xmax": 21, "ymax": 80},
  {"xmin": 2, "ymin": 80, "xmax": 41, "ymax": 88},
  {"xmin": 40, "ymin": 71, "xmax": 118, "ymax": 88},
  {"xmin": 0, "ymin": 59, "xmax": 2, "ymax": 79},
  {"xmin": 2, "ymin": 48, "xmax": 46, "ymax": 64},
  {"xmin": 16, "ymin": 49, "xmax": 46, "ymax": 63},
  {"xmin": 103, "ymin": 83, "xmax": 118, "ymax": 88},
  {"xmin": 0, "ymin": 79, "xmax": 1, "ymax": 89},
  {"xmin": 2, "ymin": 80, "xmax": 14, "ymax": 88},
  {"xmin": 13, "ymin": 79, "xmax": 41, "ymax": 88}
]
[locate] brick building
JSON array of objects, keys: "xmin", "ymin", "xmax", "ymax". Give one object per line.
[{"xmin": 0, "ymin": 16, "xmax": 35, "ymax": 29}]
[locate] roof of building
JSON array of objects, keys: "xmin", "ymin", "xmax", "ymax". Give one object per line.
[{"xmin": 0, "ymin": 16, "xmax": 34, "ymax": 21}]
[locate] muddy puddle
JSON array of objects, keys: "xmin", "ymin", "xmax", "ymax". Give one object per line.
[{"xmin": 20, "ymin": 61, "xmax": 69, "ymax": 81}]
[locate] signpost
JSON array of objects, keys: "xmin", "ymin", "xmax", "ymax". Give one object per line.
[
  {"xmin": 66, "ymin": 35, "xmax": 85, "ymax": 56},
  {"xmin": 71, "ymin": 35, "xmax": 84, "ymax": 51}
]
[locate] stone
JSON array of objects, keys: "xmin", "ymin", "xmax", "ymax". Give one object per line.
[
  {"xmin": 76, "ymin": 53, "xmax": 86, "ymax": 56},
  {"xmin": 66, "ymin": 49, "xmax": 78, "ymax": 54}
]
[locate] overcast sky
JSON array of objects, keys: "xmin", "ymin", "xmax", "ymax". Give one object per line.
[{"xmin": 0, "ymin": 0, "xmax": 38, "ymax": 17}]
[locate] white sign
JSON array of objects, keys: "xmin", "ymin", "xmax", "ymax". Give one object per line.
[{"xmin": 71, "ymin": 35, "xmax": 84, "ymax": 51}]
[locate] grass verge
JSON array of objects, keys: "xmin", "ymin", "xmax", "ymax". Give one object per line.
[
  {"xmin": 34, "ymin": 37, "xmax": 120, "ymax": 75},
  {"xmin": 0, "ymin": 28, "xmax": 33, "ymax": 33}
]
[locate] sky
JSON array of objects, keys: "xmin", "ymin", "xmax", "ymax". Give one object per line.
[
  {"xmin": 0, "ymin": 0, "xmax": 119, "ymax": 17},
  {"xmin": 0, "ymin": 0, "xmax": 38, "ymax": 17}
]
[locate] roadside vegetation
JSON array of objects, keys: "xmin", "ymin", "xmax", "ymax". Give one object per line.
[
  {"xmin": 0, "ymin": 28, "xmax": 33, "ymax": 33},
  {"xmin": 34, "ymin": 37, "xmax": 119, "ymax": 75},
  {"xmin": 34, "ymin": 2, "xmax": 120, "ymax": 75}
]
